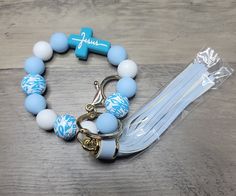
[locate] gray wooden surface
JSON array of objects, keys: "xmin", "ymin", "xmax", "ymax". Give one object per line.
[{"xmin": 0, "ymin": 0, "xmax": 235, "ymax": 195}]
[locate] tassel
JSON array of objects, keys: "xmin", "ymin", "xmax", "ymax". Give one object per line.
[{"xmin": 117, "ymin": 48, "xmax": 233, "ymax": 156}]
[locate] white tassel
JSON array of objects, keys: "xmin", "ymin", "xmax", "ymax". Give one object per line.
[{"xmin": 117, "ymin": 48, "xmax": 232, "ymax": 157}]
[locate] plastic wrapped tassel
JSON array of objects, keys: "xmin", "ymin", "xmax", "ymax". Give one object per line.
[{"xmin": 117, "ymin": 48, "xmax": 233, "ymax": 157}]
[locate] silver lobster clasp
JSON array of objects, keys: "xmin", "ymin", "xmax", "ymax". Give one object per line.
[{"xmin": 91, "ymin": 75, "xmax": 120, "ymax": 108}]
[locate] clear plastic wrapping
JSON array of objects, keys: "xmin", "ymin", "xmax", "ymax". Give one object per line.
[{"xmin": 117, "ymin": 47, "xmax": 234, "ymax": 157}]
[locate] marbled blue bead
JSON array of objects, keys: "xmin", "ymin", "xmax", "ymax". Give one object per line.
[
  {"xmin": 24, "ymin": 94, "xmax": 47, "ymax": 115},
  {"xmin": 50, "ymin": 32, "xmax": 69, "ymax": 53},
  {"xmin": 105, "ymin": 92, "xmax": 129, "ymax": 118},
  {"xmin": 107, "ymin": 45, "xmax": 128, "ymax": 66},
  {"xmin": 96, "ymin": 113, "xmax": 118, "ymax": 134},
  {"xmin": 116, "ymin": 77, "xmax": 137, "ymax": 98},
  {"xmin": 54, "ymin": 114, "xmax": 77, "ymax": 141},
  {"xmin": 68, "ymin": 27, "xmax": 111, "ymax": 60},
  {"xmin": 24, "ymin": 56, "xmax": 45, "ymax": 75},
  {"xmin": 21, "ymin": 74, "xmax": 46, "ymax": 95}
]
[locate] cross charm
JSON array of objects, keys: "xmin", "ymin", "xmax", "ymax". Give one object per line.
[{"xmin": 68, "ymin": 27, "xmax": 111, "ymax": 60}]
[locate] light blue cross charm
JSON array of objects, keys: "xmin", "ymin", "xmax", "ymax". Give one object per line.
[{"xmin": 68, "ymin": 27, "xmax": 111, "ymax": 60}]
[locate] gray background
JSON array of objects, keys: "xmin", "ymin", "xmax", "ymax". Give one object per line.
[{"xmin": 0, "ymin": 0, "xmax": 235, "ymax": 195}]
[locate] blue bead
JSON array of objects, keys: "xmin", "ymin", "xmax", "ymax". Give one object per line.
[
  {"xmin": 68, "ymin": 27, "xmax": 111, "ymax": 60},
  {"xmin": 107, "ymin": 45, "xmax": 127, "ymax": 66},
  {"xmin": 24, "ymin": 56, "xmax": 45, "ymax": 75},
  {"xmin": 54, "ymin": 114, "xmax": 77, "ymax": 141},
  {"xmin": 96, "ymin": 113, "xmax": 118, "ymax": 134},
  {"xmin": 50, "ymin": 32, "xmax": 69, "ymax": 53},
  {"xmin": 116, "ymin": 77, "xmax": 137, "ymax": 98},
  {"xmin": 21, "ymin": 74, "xmax": 46, "ymax": 95},
  {"xmin": 105, "ymin": 92, "xmax": 129, "ymax": 118},
  {"xmin": 24, "ymin": 94, "xmax": 46, "ymax": 115}
]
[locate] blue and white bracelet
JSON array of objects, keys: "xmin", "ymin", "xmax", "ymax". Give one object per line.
[{"xmin": 21, "ymin": 27, "xmax": 138, "ymax": 159}]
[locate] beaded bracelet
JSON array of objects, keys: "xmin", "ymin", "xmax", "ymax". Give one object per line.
[{"xmin": 21, "ymin": 27, "xmax": 138, "ymax": 159}]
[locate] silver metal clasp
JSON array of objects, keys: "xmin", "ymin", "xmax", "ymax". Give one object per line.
[{"xmin": 90, "ymin": 75, "xmax": 120, "ymax": 108}]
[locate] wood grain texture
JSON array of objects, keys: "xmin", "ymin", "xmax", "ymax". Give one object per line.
[
  {"xmin": 0, "ymin": 0, "xmax": 236, "ymax": 196},
  {"xmin": 1, "ymin": 0, "xmax": 236, "ymax": 69}
]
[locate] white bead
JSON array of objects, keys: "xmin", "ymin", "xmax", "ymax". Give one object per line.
[
  {"xmin": 33, "ymin": 41, "xmax": 53, "ymax": 61},
  {"xmin": 117, "ymin": 59, "xmax": 138, "ymax": 78},
  {"xmin": 36, "ymin": 109, "xmax": 57, "ymax": 130},
  {"xmin": 80, "ymin": 120, "xmax": 98, "ymax": 134}
]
